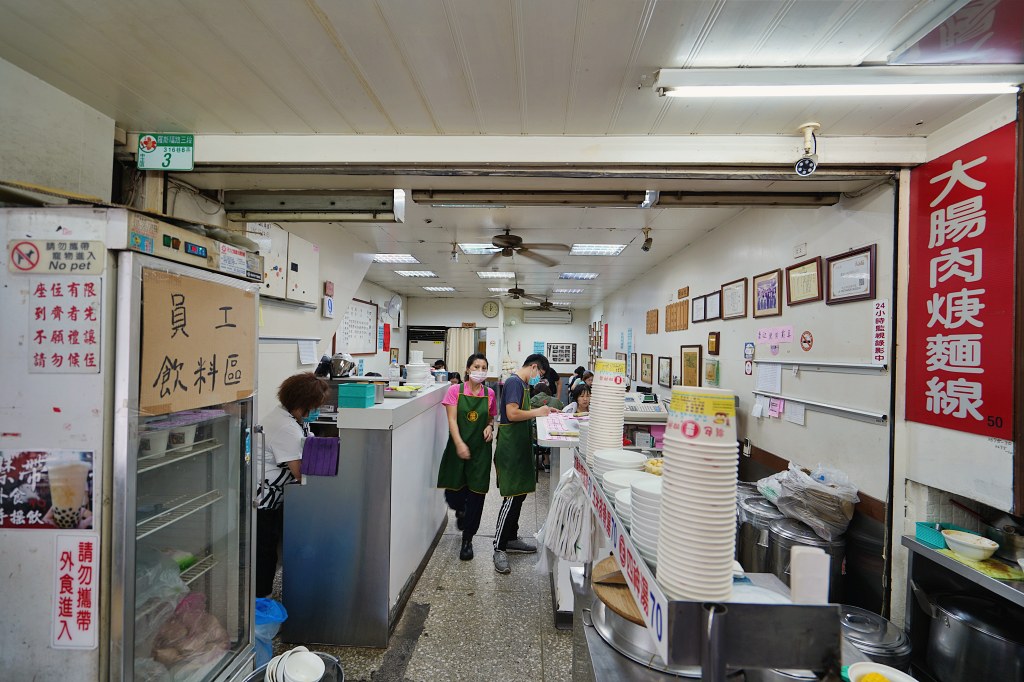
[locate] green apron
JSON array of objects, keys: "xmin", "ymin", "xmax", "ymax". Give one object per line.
[
  {"xmin": 494, "ymin": 379, "xmax": 536, "ymax": 497},
  {"xmin": 436, "ymin": 383, "xmax": 493, "ymax": 494}
]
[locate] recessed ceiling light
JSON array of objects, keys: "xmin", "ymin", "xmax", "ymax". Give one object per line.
[
  {"xmin": 422, "ymin": 286, "xmax": 456, "ymax": 292},
  {"xmin": 488, "ymin": 287, "xmax": 508, "ymax": 293},
  {"xmin": 373, "ymin": 253, "xmax": 419, "ymax": 263},
  {"xmin": 550, "ymin": 301, "xmax": 572, "ymax": 306},
  {"xmin": 569, "ymin": 243, "xmax": 627, "ymax": 256},
  {"xmin": 476, "ymin": 271, "xmax": 515, "ymax": 279},
  {"xmin": 394, "ymin": 270, "xmax": 438, "ymax": 277},
  {"xmin": 459, "ymin": 243, "xmax": 500, "ymax": 255},
  {"xmin": 559, "ymin": 272, "xmax": 599, "ymax": 280},
  {"xmin": 553, "ymin": 288, "xmax": 584, "ymax": 294}
]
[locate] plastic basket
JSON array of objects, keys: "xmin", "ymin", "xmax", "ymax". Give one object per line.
[{"xmin": 915, "ymin": 521, "xmax": 972, "ymax": 549}]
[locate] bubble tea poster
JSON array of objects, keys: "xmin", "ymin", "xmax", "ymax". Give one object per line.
[{"xmin": 0, "ymin": 450, "xmax": 94, "ymax": 529}]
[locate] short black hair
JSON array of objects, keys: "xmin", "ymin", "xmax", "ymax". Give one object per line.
[
  {"xmin": 571, "ymin": 383, "xmax": 591, "ymax": 401},
  {"xmin": 531, "ymin": 380, "xmax": 552, "ymax": 397},
  {"xmin": 573, "ymin": 366, "xmax": 586, "ymax": 377},
  {"xmin": 522, "ymin": 353, "xmax": 549, "ymax": 372},
  {"xmin": 464, "ymin": 353, "xmax": 489, "ymax": 370},
  {"xmin": 433, "ymin": 360, "xmax": 446, "ymax": 369}
]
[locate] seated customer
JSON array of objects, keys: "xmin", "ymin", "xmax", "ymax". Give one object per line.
[
  {"xmin": 449, "ymin": 371, "xmax": 463, "ymax": 385},
  {"xmin": 562, "ymin": 384, "xmax": 591, "ymax": 414}
]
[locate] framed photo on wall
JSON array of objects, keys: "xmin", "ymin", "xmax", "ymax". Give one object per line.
[
  {"xmin": 546, "ymin": 342, "xmax": 577, "ymax": 364},
  {"xmin": 826, "ymin": 245, "xmax": 876, "ymax": 304},
  {"xmin": 630, "ymin": 353, "xmax": 638, "ymax": 381},
  {"xmin": 692, "ymin": 295, "xmax": 706, "ymax": 323},
  {"xmin": 389, "ymin": 347, "xmax": 400, "ymax": 363},
  {"xmin": 704, "ymin": 291, "xmax": 721, "ymax": 321},
  {"xmin": 707, "ymin": 331, "xmax": 720, "ymax": 356},
  {"xmin": 615, "ymin": 352, "xmax": 627, "ymax": 362},
  {"xmin": 704, "ymin": 357, "xmax": 720, "ymax": 387},
  {"xmin": 785, "ymin": 256, "xmax": 823, "ymax": 306},
  {"xmin": 658, "ymin": 356, "xmax": 672, "ymax": 388},
  {"xmin": 721, "ymin": 278, "xmax": 747, "ymax": 320},
  {"xmin": 679, "ymin": 345, "xmax": 702, "ymax": 387},
  {"xmin": 752, "ymin": 269, "xmax": 782, "ymax": 318},
  {"xmin": 640, "ymin": 353, "xmax": 654, "ymax": 384}
]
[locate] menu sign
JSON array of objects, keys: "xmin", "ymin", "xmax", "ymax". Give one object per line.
[
  {"xmin": 906, "ymin": 122, "xmax": 1016, "ymax": 440},
  {"xmin": 140, "ymin": 270, "xmax": 255, "ymax": 415}
]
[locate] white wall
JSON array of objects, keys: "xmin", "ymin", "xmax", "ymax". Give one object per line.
[
  {"xmin": 406, "ymin": 296, "xmax": 503, "ymax": 329},
  {"xmin": 256, "ymin": 223, "xmax": 374, "ymax": 420},
  {"xmin": 503, "ymin": 308, "xmax": 590, "ymax": 374},
  {"xmin": 594, "ymin": 190, "xmax": 896, "ymax": 500},
  {"xmin": 350, "ymin": 279, "xmax": 406, "ymax": 376},
  {"xmin": 0, "ymin": 57, "xmax": 113, "ymax": 201}
]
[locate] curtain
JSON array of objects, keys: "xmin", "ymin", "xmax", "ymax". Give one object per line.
[{"xmin": 445, "ymin": 327, "xmax": 476, "ymax": 374}]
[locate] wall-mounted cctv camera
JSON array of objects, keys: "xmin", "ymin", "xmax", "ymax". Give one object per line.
[
  {"xmin": 641, "ymin": 227, "xmax": 653, "ymax": 252},
  {"xmin": 795, "ymin": 154, "xmax": 818, "ymax": 177}
]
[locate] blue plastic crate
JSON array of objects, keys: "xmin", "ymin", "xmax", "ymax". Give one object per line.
[
  {"xmin": 338, "ymin": 383, "xmax": 375, "ymax": 409},
  {"xmin": 915, "ymin": 521, "xmax": 972, "ymax": 549}
]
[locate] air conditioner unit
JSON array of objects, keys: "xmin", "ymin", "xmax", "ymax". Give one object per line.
[{"xmin": 523, "ymin": 309, "xmax": 572, "ymax": 324}]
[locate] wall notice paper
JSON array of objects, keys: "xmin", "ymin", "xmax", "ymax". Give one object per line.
[
  {"xmin": 751, "ymin": 395, "xmax": 768, "ymax": 419},
  {"xmin": 768, "ymin": 397, "xmax": 785, "ymax": 418},
  {"xmin": 756, "ymin": 325, "xmax": 794, "ymax": 345},
  {"xmin": 754, "ymin": 363, "xmax": 782, "ymax": 394},
  {"xmin": 784, "ymin": 402, "xmax": 806, "ymax": 426},
  {"xmin": 139, "ymin": 269, "xmax": 256, "ymax": 415},
  {"xmin": 297, "ymin": 339, "xmax": 317, "ymax": 365},
  {"xmin": 28, "ymin": 277, "xmax": 102, "ymax": 374},
  {"xmin": 533, "ymin": 341, "xmax": 545, "ymax": 355},
  {"xmin": 52, "ymin": 532, "xmax": 99, "ymax": 649}
]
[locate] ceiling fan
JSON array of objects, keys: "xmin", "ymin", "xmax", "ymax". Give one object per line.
[
  {"xmin": 483, "ymin": 228, "xmax": 570, "ymax": 268},
  {"xmin": 489, "ymin": 273, "xmax": 550, "ymax": 305},
  {"xmin": 528, "ymin": 297, "xmax": 572, "ymax": 312}
]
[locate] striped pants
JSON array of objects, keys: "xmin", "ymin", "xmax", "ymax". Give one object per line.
[{"xmin": 493, "ymin": 494, "xmax": 526, "ymax": 551}]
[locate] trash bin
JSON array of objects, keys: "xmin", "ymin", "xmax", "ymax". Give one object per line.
[
  {"xmin": 242, "ymin": 651, "xmax": 345, "ymax": 682},
  {"xmin": 254, "ymin": 599, "xmax": 288, "ymax": 668}
]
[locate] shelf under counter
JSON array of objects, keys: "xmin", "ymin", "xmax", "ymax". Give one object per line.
[{"xmin": 901, "ymin": 535, "xmax": 1024, "ymax": 608}]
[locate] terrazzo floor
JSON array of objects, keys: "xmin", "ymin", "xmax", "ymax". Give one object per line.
[{"xmin": 272, "ymin": 467, "xmax": 574, "ymax": 681}]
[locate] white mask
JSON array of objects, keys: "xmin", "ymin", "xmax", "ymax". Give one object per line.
[{"xmin": 469, "ymin": 371, "xmax": 487, "ymax": 383}]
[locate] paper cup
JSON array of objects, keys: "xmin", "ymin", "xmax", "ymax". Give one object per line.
[
  {"xmin": 139, "ymin": 430, "xmax": 169, "ymax": 459},
  {"xmin": 168, "ymin": 424, "xmax": 197, "ymax": 449}
]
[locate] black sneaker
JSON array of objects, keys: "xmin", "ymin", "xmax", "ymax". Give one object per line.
[
  {"xmin": 455, "ymin": 509, "xmax": 465, "ymax": 531},
  {"xmin": 459, "ymin": 539, "xmax": 473, "ymax": 561}
]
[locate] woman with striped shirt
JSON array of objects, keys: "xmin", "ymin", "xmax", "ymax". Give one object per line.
[{"xmin": 255, "ymin": 372, "xmax": 330, "ymax": 598}]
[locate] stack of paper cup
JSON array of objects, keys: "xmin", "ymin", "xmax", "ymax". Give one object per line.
[
  {"xmin": 585, "ymin": 358, "xmax": 627, "ymax": 467},
  {"xmin": 656, "ymin": 386, "xmax": 739, "ymax": 602}
]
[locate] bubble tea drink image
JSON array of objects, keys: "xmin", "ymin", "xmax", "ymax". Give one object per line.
[{"xmin": 47, "ymin": 452, "xmax": 91, "ymax": 529}]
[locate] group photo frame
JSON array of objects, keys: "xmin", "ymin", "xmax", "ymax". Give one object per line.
[{"xmin": 752, "ymin": 269, "xmax": 782, "ymax": 318}]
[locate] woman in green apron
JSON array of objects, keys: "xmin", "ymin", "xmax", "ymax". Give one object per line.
[
  {"xmin": 437, "ymin": 353, "xmax": 496, "ymax": 561},
  {"xmin": 492, "ymin": 354, "xmax": 554, "ymax": 575}
]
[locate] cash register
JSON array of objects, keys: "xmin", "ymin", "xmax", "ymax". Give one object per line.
[{"xmin": 623, "ymin": 393, "xmax": 669, "ymax": 423}]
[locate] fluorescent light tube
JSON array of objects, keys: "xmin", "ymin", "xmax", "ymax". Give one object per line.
[
  {"xmin": 373, "ymin": 254, "xmax": 419, "ymax": 264},
  {"xmin": 394, "ymin": 271, "xmax": 438, "ymax": 277},
  {"xmin": 476, "ymin": 272, "xmax": 515, "ymax": 279}
]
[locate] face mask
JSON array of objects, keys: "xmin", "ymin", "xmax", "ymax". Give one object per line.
[
  {"xmin": 303, "ymin": 408, "xmax": 321, "ymax": 423},
  {"xmin": 469, "ymin": 371, "xmax": 487, "ymax": 383},
  {"xmin": 528, "ymin": 374, "xmax": 541, "ymax": 386}
]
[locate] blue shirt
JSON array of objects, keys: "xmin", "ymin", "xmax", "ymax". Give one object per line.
[{"xmin": 500, "ymin": 375, "xmax": 527, "ymax": 425}]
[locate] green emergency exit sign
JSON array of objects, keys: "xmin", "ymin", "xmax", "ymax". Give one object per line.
[{"xmin": 137, "ymin": 133, "xmax": 194, "ymax": 171}]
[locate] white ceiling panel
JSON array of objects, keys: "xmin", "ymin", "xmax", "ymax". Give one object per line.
[{"xmin": 517, "ymin": 0, "xmax": 580, "ymax": 134}]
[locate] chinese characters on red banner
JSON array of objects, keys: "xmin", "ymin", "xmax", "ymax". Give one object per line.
[
  {"xmin": 907, "ymin": 122, "xmax": 1016, "ymax": 440},
  {"xmin": 872, "ymin": 300, "xmax": 889, "ymax": 365},
  {"xmin": 27, "ymin": 277, "xmax": 101, "ymax": 374},
  {"xmin": 52, "ymin": 533, "xmax": 98, "ymax": 649}
]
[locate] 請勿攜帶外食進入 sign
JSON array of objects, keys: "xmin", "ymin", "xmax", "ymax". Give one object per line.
[
  {"xmin": 137, "ymin": 133, "xmax": 194, "ymax": 171},
  {"xmin": 139, "ymin": 270, "xmax": 255, "ymax": 415},
  {"xmin": 906, "ymin": 122, "xmax": 1016, "ymax": 441}
]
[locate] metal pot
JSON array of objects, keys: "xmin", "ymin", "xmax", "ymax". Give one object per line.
[
  {"xmin": 912, "ymin": 584, "xmax": 1024, "ymax": 682},
  {"xmin": 767, "ymin": 518, "xmax": 845, "ymax": 602},
  {"xmin": 984, "ymin": 524, "xmax": 1024, "ymax": 563},
  {"xmin": 737, "ymin": 496, "xmax": 784, "ymax": 573},
  {"xmin": 839, "ymin": 605, "xmax": 911, "ymax": 671}
]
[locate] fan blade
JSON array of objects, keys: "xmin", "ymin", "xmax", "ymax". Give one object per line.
[
  {"xmin": 518, "ymin": 243, "xmax": 571, "ymax": 252},
  {"xmin": 521, "ymin": 293, "xmax": 546, "ymax": 303},
  {"xmin": 482, "ymin": 252, "xmax": 504, "ymax": 268},
  {"xmin": 518, "ymin": 248, "xmax": 558, "ymax": 267}
]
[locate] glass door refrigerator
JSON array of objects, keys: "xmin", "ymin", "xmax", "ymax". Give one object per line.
[{"xmin": 112, "ymin": 249, "xmax": 260, "ymax": 681}]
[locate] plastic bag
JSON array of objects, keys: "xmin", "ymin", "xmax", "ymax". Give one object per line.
[
  {"xmin": 136, "ymin": 546, "xmax": 189, "ymax": 605},
  {"xmin": 134, "ymin": 658, "xmax": 172, "ymax": 682},
  {"xmin": 756, "ymin": 470, "xmax": 786, "ymax": 504},
  {"xmin": 254, "ymin": 598, "xmax": 288, "ymax": 667},
  {"xmin": 776, "ymin": 463, "xmax": 859, "ymax": 541}
]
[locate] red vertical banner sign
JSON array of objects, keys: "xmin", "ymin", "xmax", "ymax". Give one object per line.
[
  {"xmin": 906, "ymin": 122, "xmax": 1016, "ymax": 440},
  {"xmin": 383, "ymin": 323, "xmax": 391, "ymax": 352},
  {"xmin": 603, "ymin": 323, "xmax": 609, "ymax": 351}
]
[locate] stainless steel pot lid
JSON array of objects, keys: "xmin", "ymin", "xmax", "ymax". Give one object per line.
[
  {"xmin": 768, "ymin": 518, "xmax": 845, "ymax": 547},
  {"xmin": 934, "ymin": 594, "xmax": 1024, "ymax": 645},
  {"xmin": 740, "ymin": 496, "xmax": 785, "ymax": 520},
  {"xmin": 839, "ymin": 605, "xmax": 911, "ymax": 656}
]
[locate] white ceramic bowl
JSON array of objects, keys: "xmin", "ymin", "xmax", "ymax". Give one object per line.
[
  {"xmin": 283, "ymin": 650, "xmax": 326, "ymax": 682},
  {"xmin": 848, "ymin": 661, "xmax": 918, "ymax": 682},
  {"xmin": 942, "ymin": 529, "xmax": 998, "ymax": 561}
]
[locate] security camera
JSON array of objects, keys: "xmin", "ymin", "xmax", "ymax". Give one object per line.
[
  {"xmin": 641, "ymin": 227, "xmax": 653, "ymax": 252},
  {"xmin": 450, "ymin": 250, "xmax": 459, "ymax": 263},
  {"xmin": 795, "ymin": 154, "xmax": 818, "ymax": 177}
]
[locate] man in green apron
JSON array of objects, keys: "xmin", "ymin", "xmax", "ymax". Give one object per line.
[
  {"xmin": 436, "ymin": 354, "xmax": 496, "ymax": 561},
  {"xmin": 492, "ymin": 354, "xmax": 554, "ymax": 575}
]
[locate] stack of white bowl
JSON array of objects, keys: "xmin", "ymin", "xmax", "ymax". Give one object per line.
[
  {"xmin": 594, "ymin": 449, "xmax": 647, "ymax": 490},
  {"xmin": 614, "ymin": 488, "xmax": 632, "ymax": 530},
  {"xmin": 656, "ymin": 386, "xmax": 739, "ymax": 602},
  {"xmin": 602, "ymin": 468, "xmax": 655, "ymax": 501},
  {"xmin": 585, "ymin": 358, "xmax": 627, "ymax": 466},
  {"xmin": 405, "ymin": 350, "xmax": 431, "ymax": 384},
  {"xmin": 630, "ymin": 476, "xmax": 663, "ymax": 567}
]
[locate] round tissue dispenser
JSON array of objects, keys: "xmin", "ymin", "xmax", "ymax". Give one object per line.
[{"xmin": 405, "ymin": 350, "xmax": 431, "ymax": 384}]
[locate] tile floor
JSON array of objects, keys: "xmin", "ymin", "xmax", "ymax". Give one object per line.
[{"xmin": 272, "ymin": 468, "xmax": 573, "ymax": 681}]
